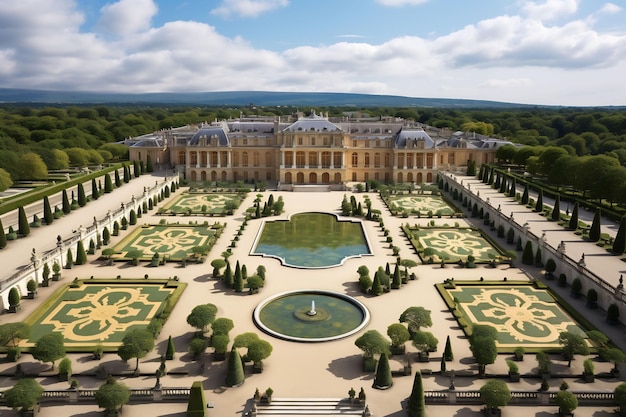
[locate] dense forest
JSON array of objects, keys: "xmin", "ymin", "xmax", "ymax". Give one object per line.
[{"xmin": 1, "ymin": 104, "xmax": 625, "ymax": 190}]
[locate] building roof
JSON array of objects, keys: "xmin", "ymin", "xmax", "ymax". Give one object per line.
[
  {"xmin": 188, "ymin": 127, "xmax": 230, "ymax": 146},
  {"xmin": 284, "ymin": 112, "xmax": 341, "ymax": 132},
  {"xmin": 395, "ymin": 128, "xmax": 435, "ymax": 148}
]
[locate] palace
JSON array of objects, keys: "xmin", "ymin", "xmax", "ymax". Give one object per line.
[{"xmin": 128, "ymin": 111, "xmax": 511, "ymax": 189}]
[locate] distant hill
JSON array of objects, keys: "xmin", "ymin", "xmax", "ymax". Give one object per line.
[{"xmin": 0, "ymin": 88, "xmax": 538, "ymax": 108}]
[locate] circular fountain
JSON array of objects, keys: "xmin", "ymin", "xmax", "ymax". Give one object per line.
[{"xmin": 253, "ymin": 290, "xmax": 370, "ymax": 342}]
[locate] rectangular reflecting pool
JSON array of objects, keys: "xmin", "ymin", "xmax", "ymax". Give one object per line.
[{"xmin": 251, "ymin": 212, "xmax": 372, "ymax": 268}]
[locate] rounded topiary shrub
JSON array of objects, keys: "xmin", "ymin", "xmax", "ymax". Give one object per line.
[
  {"xmin": 587, "ymin": 289, "xmax": 598, "ymax": 309},
  {"xmin": 607, "ymin": 303, "xmax": 620, "ymax": 325}
]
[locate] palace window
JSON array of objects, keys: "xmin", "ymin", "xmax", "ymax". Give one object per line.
[{"xmin": 351, "ymin": 152, "xmax": 358, "ymax": 167}]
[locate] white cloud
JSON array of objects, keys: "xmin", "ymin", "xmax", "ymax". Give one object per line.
[
  {"xmin": 520, "ymin": 0, "xmax": 579, "ymax": 22},
  {"xmin": 211, "ymin": 0, "xmax": 289, "ymax": 18},
  {"xmin": 97, "ymin": 0, "xmax": 158, "ymax": 37},
  {"xmin": 376, "ymin": 0, "xmax": 429, "ymax": 6},
  {"xmin": 0, "ymin": 0, "xmax": 625, "ymax": 105}
]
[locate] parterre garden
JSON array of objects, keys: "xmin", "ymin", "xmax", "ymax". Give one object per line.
[
  {"xmin": 385, "ymin": 194, "xmax": 460, "ymax": 217},
  {"xmin": 159, "ymin": 192, "xmax": 243, "ymax": 215},
  {"xmin": 436, "ymin": 281, "xmax": 590, "ymax": 352},
  {"xmin": 21, "ymin": 279, "xmax": 186, "ymax": 352},
  {"xmin": 403, "ymin": 225, "xmax": 504, "ymax": 264},
  {"xmin": 108, "ymin": 223, "xmax": 224, "ymax": 262}
]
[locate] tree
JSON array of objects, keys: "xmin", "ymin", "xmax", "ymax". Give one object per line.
[
  {"xmin": 480, "ymin": 379, "xmax": 511, "ymax": 414},
  {"xmin": 551, "ymin": 194, "xmax": 560, "ymax": 221},
  {"xmin": 211, "ymin": 317, "xmax": 234, "ymax": 337},
  {"xmin": 0, "ymin": 322, "xmax": 31, "ymax": 346},
  {"xmin": 43, "ymin": 195, "xmax": 53, "ymax": 224},
  {"xmin": 77, "ymin": 182, "xmax": 87, "ymax": 207},
  {"xmin": 18, "ymin": 206, "xmax": 30, "ymax": 236},
  {"xmin": 355, "ymin": 330, "xmax": 390, "ymax": 359},
  {"xmin": 32, "ymin": 332, "xmax": 65, "ymax": 369},
  {"xmin": 387, "ymin": 323, "xmax": 410, "ymax": 351},
  {"xmin": 166, "ymin": 335, "xmax": 175, "ymax": 360},
  {"xmin": 559, "ymin": 331, "xmax": 589, "ymax": 367},
  {"xmin": 187, "ymin": 381, "xmax": 207, "ymax": 417},
  {"xmin": 614, "ymin": 217, "xmax": 626, "ymax": 254},
  {"xmin": 554, "ymin": 390, "xmax": 578, "ymax": 415},
  {"xmin": 58, "ymin": 356, "xmax": 72, "ymax": 380},
  {"xmin": 188, "ymin": 338, "xmax": 206, "ymax": 359},
  {"xmin": 129, "ymin": 209, "xmax": 137, "ymax": 225},
  {"xmin": 95, "ymin": 375, "xmax": 130, "ymax": 414},
  {"xmin": 412, "ymin": 331, "xmax": 438, "ymax": 355},
  {"xmin": 117, "ymin": 328, "xmax": 155, "ymax": 373},
  {"xmin": 146, "ymin": 154, "xmax": 154, "ymax": 172},
  {"xmin": 568, "ymin": 202, "xmax": 579, "ymax": 230},
  {"xmin": 114, "ymin": 169, "xmax": 121, "ymax": 187},
  {"xmin": 589, "ymin": 208, "xmax": 602, "ymax": 242},
  {"xmin": 470, "ymin": 336, "xmax": 497, "ymax": 376},
  {"xmin": 104, "ymin": 173, "xmax": 113, "ymax": 193},
  {"xmin": 225, "ymin": 348, "xmax": 245, "ymax": 386},
  {"xmin": 0, "ymin": 218, "xmax": 6, "ymax": 249},
  {"xmin": 399, "ymin": 306, "xmax": 432, "ymax": 334},
  {"xmin": 65, "ymin": 248, "xmax": 74, "ymax": 269},
  {"xmin": 0, "ymin": 167, "xmax": 13, "ymax": 192},
  {"xmin": 211, "ymin": 258, "xmax": 226, "ymax": 278},
  {"xmin": 3, "ymin": 378, "xmax": 44, "ymax": 413},
  {"xmin": 247, "ymin": 275, "xmax": 264, "ymax": 293},
  {"xmin": 614, "ymin": 383, "xmax": 626, "ymax": 415},
  {"xmin": 247, "ymin": 339, "xmax": 273, "ymax": 367},
  {"xmin": 91, "ymin": 177, "xmax": 99, "ymax": 200},
  {"xmin": 17, "ymin": 152, "xmax": 48, "ymax": 180},
  {"xmin": 522, "ymin": 241, "xmax": 534, "ymax": 265},
  {"xmin": 75, "ymin": 240, "xmax": 87, "ymax": 265},
  {"xmin": 186, "ymin": 303, "xmax": 218, "ymax": 333},
  {"xmin": 407, "ymin": 370, "xmax": 425, "ymax": 417},
  {"xmin": 223, "ymin": 261, "xmax": 233, "ymax": 287},
  {"xmin": 234, "ymin": 261, "xmax": 244, "ymax": 292},
  {"xmin": 391, "ymin": 264, "xmax": 401, "ymax": 289},
  {"xmin": 370, "ymin": 271, "xmax": 383, "ymax": 295},
  {"xmin": 521, "ymin": 183, "xmax": 529, "ymax": 204},
  {"xmin": 443, "ymin": 335, "xmax": 453, "ymax": 361},
  {"xmin": 535, "ymin": 188, "xmax": 543, "ymax": 212},
  {"xmin": 62, "ymin": 189, "xmax": 71, "ymax": 214},
  {"xmin": 602, "ymin": 347, "xmax": 626, "ymax": 372},
  {"xmin": 373, "ymin": 352, "xmax": 393, "ymax": 389}
]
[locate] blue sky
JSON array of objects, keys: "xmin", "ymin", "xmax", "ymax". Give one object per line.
[{"xmin": 0, "ymin": 0, "xmax": 625, "ymax": 106}]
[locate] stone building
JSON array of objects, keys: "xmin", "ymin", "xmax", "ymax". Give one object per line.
[{"xmin": 128, "ymin": 111, "xmax": 511, "ymax": 189}]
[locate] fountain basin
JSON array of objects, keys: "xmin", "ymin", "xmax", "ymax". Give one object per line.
[{"xmin": 253, "ymin": 290, "xmax": 370, "ymax": 342}]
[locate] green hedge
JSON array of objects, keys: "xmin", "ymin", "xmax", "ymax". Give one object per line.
[{"xmin": 0, "ymin": 164, "xmax": 125, "ymax": 216}]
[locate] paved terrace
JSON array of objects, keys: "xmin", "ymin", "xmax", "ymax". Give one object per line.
[{"xmin": 0, "ymin": 175, "xmax": 624, "ymax": 417}]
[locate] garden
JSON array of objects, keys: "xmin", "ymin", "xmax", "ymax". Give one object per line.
[
  {"xmin": 21, "ymin": 279, "xmax": 185, "ymax": 351},
  {"xmin": 159, "ymin": 192, "xmax": 242, "ymax": 215},
  {"xmin": 107, "ymin": 223, "xmax": 223, "ymax": 263}
]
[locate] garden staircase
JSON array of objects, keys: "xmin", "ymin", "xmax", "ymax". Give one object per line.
[{"xmin": 253, "ymin": 397, "xmax": 368, "ymax": 416}]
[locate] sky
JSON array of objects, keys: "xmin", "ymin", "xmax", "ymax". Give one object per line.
[{"xmin": 0, "ymin": 0, "xmax": 625, "ymax": 106}]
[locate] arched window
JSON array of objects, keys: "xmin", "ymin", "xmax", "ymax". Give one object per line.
[
  {"xmin": 364, "ymin": 153, "xmax": 370, "ymax": 168},
  {"xmin": 253, "ymin": 152, "xmax": 260, "ymax": 167},
  {"xmin": 351, "ymin": 152, "xmax": 358, "ymax": 167}
]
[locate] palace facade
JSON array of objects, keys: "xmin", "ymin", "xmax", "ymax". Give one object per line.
[{"xmin": 128, "ymin": 111, "xmax": 511, "ymax": 188}]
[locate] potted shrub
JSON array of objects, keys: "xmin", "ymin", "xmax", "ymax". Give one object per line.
[
  {"xmin": 7, "ymin": 346, "xmax": 21, "ymax": 362},
  {"xmin": 513, "ymin": 347, "xmax": 525, "ymax": 361},
  {"xmin": 583, "ymin": 359, "xmax": 594, "ymax": 382},
  {"xmin": 607, "ymin": 303, "xmax": 620, "ymax": 325},
  {"xmin": 554, "ymin": 390, "xmax": 578, "ymax": 417},
  {"xmin": 545, "ymin": 258, "xmax": 556, "ymax": 278},
  {"xmin": 615, "ymin": 383, "xmax": 626, "ymax": 417},
  {"xmin": 3, "ymin": 378, "xmax": 44, "ymax": 417},
  {"xmin": 26, "ymin": 279, "xmax": 38, "ymax": 299},
  {"xmin": 8, "ymin": 287, "xmax": 20, "ymax": 313},
  {"xmin": 587, "ymin": 289, "xmax": 598, "ymax": 309},
  {"xmin": 52, "ymin": 261, "xmax": 61, "ymax": 281},
  {"xmin": 506, "ymin": 359, "xmax": 520, "ymax": 382},
  {"xmin": 571, "ymin": 278, "xmax": 582, "ymax": 298},
  {"xmin": 558, "ymin": 273, "xmax": 567, "ymax": 288},
  {"xmin": 41, "ymin": 263, "xmax": 50, "ymax": 287}
]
